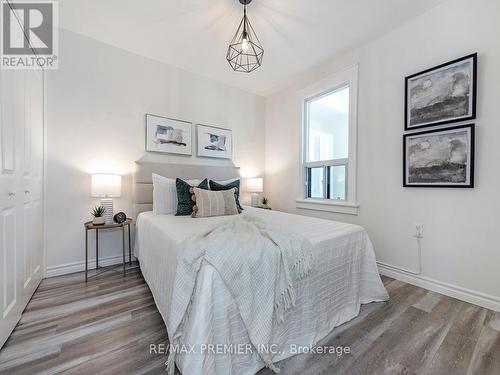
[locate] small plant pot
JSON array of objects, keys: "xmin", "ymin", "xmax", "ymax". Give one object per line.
[
  {"xmin": 262, "ymin": 204, "xmax": 269, "ymax": 209},
  {"xmin": 92, "ymin": 216, "xmax": 105, "ymax": 225}
]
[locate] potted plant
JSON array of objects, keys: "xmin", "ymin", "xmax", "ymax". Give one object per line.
[
  {"xmin": 91, "ymin": 206, "xmax": 106, "ymax": 225},
  {"xmin": 261, "ymin": 197, "xmax": 269, "ymax": 209}
]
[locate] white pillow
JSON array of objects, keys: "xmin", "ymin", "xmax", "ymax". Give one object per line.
[{"xmin": 152, "ymin": 174, "xmax": 201, "ymax": 215}]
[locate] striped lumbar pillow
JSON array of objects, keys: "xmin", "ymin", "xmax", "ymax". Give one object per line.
[
  {"xmin": 191, "ymin": 187, "xmax": 240, "ymax": 218},
  {"xmin": 209, "ymin": 179, "xmax": 243, "ymax": 211}
]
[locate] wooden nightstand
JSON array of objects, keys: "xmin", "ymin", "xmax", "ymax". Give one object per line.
[{"xmin": 84, "ymin": 218, "xmax": 132, "ymax": 282}]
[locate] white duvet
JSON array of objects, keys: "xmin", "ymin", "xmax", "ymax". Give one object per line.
[
  {"xmin": 135, "ymin": 207, "xmax": 388, "ymax": 375},
  {"xmin": 166, "ymin": 214, "xmax": 314, "ymax": 374}
]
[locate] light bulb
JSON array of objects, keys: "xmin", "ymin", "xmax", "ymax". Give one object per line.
[
  {"xmin": 241, "ymin": 30, "xmax": 249, "ymax": 52},
  {"xmin": 242, "ymin": 38, "xmax": 249, "ymax": 51}
]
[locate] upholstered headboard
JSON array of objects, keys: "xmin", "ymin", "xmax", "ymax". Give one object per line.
[{"xmin": 133, "ymin": 161, "xmax": 241, "ymax": 217}]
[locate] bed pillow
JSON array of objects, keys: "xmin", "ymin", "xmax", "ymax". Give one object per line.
[
  {"xmin": 175, "ymin": 178, "xmax": 208, "ymax": 216},
  {"xmin": 191, "ymin": 188, "xmax": 239, "ymax": 218},
  {"xmin": 210, "ymin": 178, "xmax": 240, "ymax": 186},
  {"xmin": 209, "ymin": 180, "xmax": 243, "ymax": 211},
  {"xmin": 152, "ymin": 174, "xmax": 201, "ymax": 215}
]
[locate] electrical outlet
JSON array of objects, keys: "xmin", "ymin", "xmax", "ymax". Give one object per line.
[{"xmin": 414, "ymin": 223, "xmax": 424, "ymax": 238}]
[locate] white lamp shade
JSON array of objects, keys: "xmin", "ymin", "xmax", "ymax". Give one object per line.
[
  {"xmin": 91, "ymin": 174, "xmax": 122, "ymax": 197},
  {"xmin": 247, "ymin": 178, "xmax": 263, "ymax": 193}
]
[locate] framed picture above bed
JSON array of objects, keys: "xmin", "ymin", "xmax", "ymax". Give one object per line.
[
  {"xmin": 405, "ymin": 53, "xmax": 477, "ymax": 130},
  {"xmin": 145, "ymin": 114, "xmax": 192, "ymax": 155},
  {"xmin": 403, "ymin": 124, "xmax": 474, "ymax": 188},
  {"xmin": 196, "ymin": 124, "xmax": 233, "ymax": 159}
]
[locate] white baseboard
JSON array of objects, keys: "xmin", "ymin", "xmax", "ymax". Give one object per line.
[
  {"xmin": 46, "ymin": 254, "xmax": 136, "ymax": 278},
  {"xmin": 378, "ymin": 264, "xmax": 500, "ymax": 313},
  {"xmin": 47, "ymin": 255, "xmax": 500, "ymax": 312}
]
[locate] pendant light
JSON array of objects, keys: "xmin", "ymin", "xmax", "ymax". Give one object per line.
[{"xmin": 226, "ymin": 0, "xmax": 264, "ymax": 73}]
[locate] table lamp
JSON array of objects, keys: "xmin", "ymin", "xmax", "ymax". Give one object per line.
[
  {"xmin": 247, "ymin": 178, "xmax": 263, "ymax": 207},
  {"xmin": 91, "ymin": 174, "xmax": 122, "ymax": 224}
]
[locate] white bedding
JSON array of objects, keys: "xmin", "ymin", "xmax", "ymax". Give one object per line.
[{"xmin": 135, "ymin": 207, "xmax": 388, "ymax": 375}]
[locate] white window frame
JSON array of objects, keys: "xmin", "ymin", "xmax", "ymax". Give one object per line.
[{"xmin": 296, "ymin": 64, "xmax": 359, "ymax": 215}]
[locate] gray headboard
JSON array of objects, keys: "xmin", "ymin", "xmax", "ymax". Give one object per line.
[{"xmin": 133, "ymin": 161, "xmax": 241, "ymax": 217}]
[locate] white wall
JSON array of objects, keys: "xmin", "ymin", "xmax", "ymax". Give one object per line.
[
  {"xmin": 46, "ymin": 30, "xmax": 265, "ymax": 274},
  {"xmin": 265, "ymin": 0, "xmax": 500, "ymax": 305}
]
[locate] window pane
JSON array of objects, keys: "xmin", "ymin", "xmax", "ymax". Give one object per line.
[
  {"xmin": 329, "ymin": 165, "xmax": 346, "ymax": 200},
  {"xmin": 306, "ymin": 86, "xmax": 349, "ymax": 162},
  {"xmin": 308, "ymin": 167, "xmax": 324, "ymax": 198}
]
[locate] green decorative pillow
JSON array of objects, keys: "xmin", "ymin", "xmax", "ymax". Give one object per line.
[
  {"xmin": 175, "ymin": 178, "xmax": 208, "ymax": 216},
  {"xmin": 209, "ymin": 180, "xmax": 243, "ymax": 211}
]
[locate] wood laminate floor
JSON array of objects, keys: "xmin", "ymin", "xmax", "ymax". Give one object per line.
[{"xmin": 0, "ymin": 266, "xmax": 499, "ymax": 375}]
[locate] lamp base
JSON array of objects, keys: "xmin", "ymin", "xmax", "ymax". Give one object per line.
[
  {"xmin": 100, "ymin": 198, "xmax": 114, "ymax": 224},
  {"xmin": 251, "ymin": 194, "xmax": 259, "ymax": 207}
]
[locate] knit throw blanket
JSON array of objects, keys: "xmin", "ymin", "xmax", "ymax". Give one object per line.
[{"xmin": 166, "ymin": 214, "xmax": 313, "ymax": 374}]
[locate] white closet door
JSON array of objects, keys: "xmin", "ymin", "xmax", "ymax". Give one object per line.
[
  {"xmin": 21, "ymin": 69, "xmax": 44, "ymax": 294},
  {"xmin": 0, "ymin": 69, "xmax": 19, "ymax": 349},
  {"xmin": 28, "ymin": 70, "xmax": 44, "ymax": 288},
  {"xmin": 0, "ymin": 68, "xmax": 44, "ymax": 348}
]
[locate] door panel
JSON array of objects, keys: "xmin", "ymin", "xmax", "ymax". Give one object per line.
[
  {"xmin": 23, "ymin": 73, "xmax": 31, "ymax": 177},
  {"xmin": 33, "ymin": 199, "xmax": 42, "ymax": 277},
  {"xmin": 0, "ymin": 72, "xmax": 16, "ymax": 174},
  {"xmin": 1, "ymin": 207, "xmax": 16, "ymax": 318},
  {"xmin": 31, "ymin": 72, "xmax": 44, "ymax": 182},
  {"xmin": 23, "ymin": 202, "xmax": 32, "ymax": 287}
]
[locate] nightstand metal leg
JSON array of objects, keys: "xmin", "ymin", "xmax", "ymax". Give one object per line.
[
  {"xmin": 85, "ymin": 228, "xmax": 88, "ymax": 282},
  {"xmin": 95, "ymin": 228, "xmax": 99, "ymax": 269},
  {"xmin": 128, "ymin": 224, "xmax": 132, "ymax": 265},
  {"xmin": 122, "ymin": 226, "xmax": 126, "ymax": 277}
]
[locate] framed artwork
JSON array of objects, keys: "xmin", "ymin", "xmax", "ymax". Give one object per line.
[
  {"xmin": 145, "ymin": 114, "xmax": 192, "ymax": 155},
  {"xmin": 196, "ymin": 124, "xmax": 233, "ymax": 159},
  {"xmin": 403, "ymin": 124, "xmax": 474, "ymax": 188},
  {"xmin": 405, "ymin": 53, "xmax": 477, "ymax": 130}
]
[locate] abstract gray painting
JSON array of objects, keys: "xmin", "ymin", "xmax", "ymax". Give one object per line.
[
  {"xmin": 196, "ymin": 124, "xmax": 232, "ymax": 159},
  {"xmin": 406, "ymin": 54, "xmax": 476, "ymax": 129},
  {"xmin": 145, "ymin": 114, "xmax": 192, "ymax": 155},
  {"xmin": 404, "ymin": 125, "xmax": 474, "ymax": 187}
]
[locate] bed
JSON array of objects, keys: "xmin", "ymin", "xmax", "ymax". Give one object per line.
[{"xmin": 133, "ymin": 161, "xmax": 388, "ymax": 375}]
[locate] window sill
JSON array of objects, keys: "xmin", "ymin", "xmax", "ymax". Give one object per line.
[{"xmin": 295, "ymin": 199, "xmax": 359, "ymax": 215}]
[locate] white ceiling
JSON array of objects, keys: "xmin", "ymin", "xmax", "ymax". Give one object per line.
[{"xmin": 60, "ymin": 0, "xmax": 445, "ymax": 95}]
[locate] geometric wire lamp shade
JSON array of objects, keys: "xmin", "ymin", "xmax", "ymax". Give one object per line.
[{"xmin": 226, "ymin": 0, "xmax": 264, "ymax": 73}]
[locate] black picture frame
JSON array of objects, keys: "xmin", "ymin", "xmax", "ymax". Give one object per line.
[
  {"xmin": 403, "ymin": 124, "xmax": 475, "ymax": 188},
  {"xmin": 405, "ymin": 53, "xmax": 477, "ymax": 131}
]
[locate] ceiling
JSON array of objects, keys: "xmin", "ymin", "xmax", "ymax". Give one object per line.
[{"xmin": 60, "ymin": 0, "xmax": 445, "ymax": 96}]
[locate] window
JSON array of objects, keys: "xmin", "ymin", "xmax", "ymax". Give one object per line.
[
  {"xmin": 305, "ymin": 85, "xmax": 349, "ymax": 200},
  {"xmin": 298, "ymin": 65, "xmax": 358, "ymax": 215}
]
